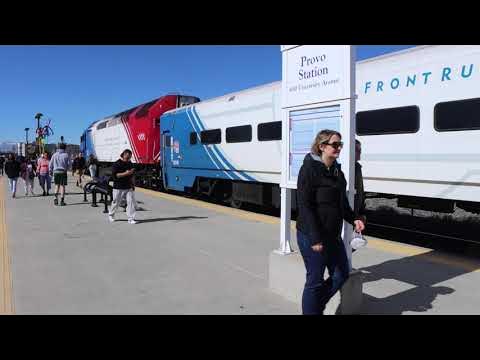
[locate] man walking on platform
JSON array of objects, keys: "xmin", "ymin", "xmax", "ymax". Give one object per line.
[
  {"xmin": 108, "ymin": 149, "xmax": 137, "ymax": 224},
  {"xmin": 5, "ymin": 154, "xmax": 20, "ymax": 198},
  {"xmin": 0, "ymin": 155, "xmax": 5, "ymax": 176},
  {"xmin": 49, "ymin": 143, "xmax": 71, "ymax": 206}
]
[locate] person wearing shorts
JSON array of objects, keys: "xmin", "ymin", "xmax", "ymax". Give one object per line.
[{"xmin": 49, "ymin": 143, "xmax": 71, "ymax": 206}]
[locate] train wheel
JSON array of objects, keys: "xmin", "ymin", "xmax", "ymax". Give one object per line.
[{"xmin": 230, "ymin": 198, "xmax": 243, "ymax": 209}]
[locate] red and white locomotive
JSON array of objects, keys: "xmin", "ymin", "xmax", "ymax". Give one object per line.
[{"xmin": 80, "ymin": 94, "xmax": 200, "ymax": 186}]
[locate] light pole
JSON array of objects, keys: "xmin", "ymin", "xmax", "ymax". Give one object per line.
[{"xmin": 24, "ymin": 128, "xmax": 30, "ymax": 145}]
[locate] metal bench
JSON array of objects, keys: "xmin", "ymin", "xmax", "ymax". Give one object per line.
[{"xmin": 83, "ymin": 177, "xmax": 113, "ymax": 214}]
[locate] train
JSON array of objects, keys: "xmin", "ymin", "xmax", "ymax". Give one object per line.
[
  {"xmin": 81, "ymin": 45, "xmax": 480, "ymax": 214},
  {"xmin": 80, "ymin": 94, "xmax": 200, "ymax": 187}
]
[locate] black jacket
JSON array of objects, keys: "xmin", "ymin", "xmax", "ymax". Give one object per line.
[
  {"xmin": 5, "ymin": 160, "xmax": 21, "ymax": 178},
  {"xmin": 296, "ymin": 153, "xmax": 357, "ymax": 248}
]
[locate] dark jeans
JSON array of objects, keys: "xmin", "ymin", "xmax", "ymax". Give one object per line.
[
  {"xmin": 297, "ymin": 230, "xmax": 350, "ymax": 315},
  {"xmin": 39, "ymin": 174, "xmax": 51, "ymax": 192}
]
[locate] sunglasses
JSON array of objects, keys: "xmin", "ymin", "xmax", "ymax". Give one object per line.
[{"xmin": 324, "ymin": 141, "xmax": 344, "ymax": 150}]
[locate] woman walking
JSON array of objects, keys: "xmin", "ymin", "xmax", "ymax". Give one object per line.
[
  {"xmin": 87, "ymin": 155, "xmax": 99, "ymax": 180},
  {"xmin": 37, "ymin": 152, "xmax": 51, "ymax": 196},
  {"xmin": 5, "ymin": 154, "xmax": 21, "ymax": 198},
  {"xmin": 296, "ymin": 130, "xmax": 365, "ymax": 315}
]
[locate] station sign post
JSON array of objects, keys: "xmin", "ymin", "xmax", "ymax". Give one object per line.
[{"xmin": 277, "ymin": 45, "xmax": 356, "ymax": 269}]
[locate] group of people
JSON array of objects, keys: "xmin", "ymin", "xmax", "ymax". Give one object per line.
[
  {"xmin": 1, "ymin": 144, "xmax": 137, "ymax": 224},
  {"xmin": 3, "ymin": 153, "xmax": 44, "ymax": 198},
  {"xmin": 1, "ymin": 144, "xmax": 100, "ymax": 207}
]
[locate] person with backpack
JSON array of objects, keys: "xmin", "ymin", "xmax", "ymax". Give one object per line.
[
  {"xmin": 20, "ymin": 156, "xmax": 36, "ymax": 196},
  {"xmin": 4, "ymin": 153, "xmax": 21, "ymax": 198}
]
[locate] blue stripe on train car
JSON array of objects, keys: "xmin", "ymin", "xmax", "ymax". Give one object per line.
[
  {"xmin": 190, "ymin": 107, "xmax": 257, "ymax": 182},
  {"xmin": 161, "ymin": 108, "xmax": 257, "ymax": 192}
]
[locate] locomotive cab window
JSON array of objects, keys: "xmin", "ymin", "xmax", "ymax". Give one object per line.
[
  {"xmin": 96, "ymin": 121, "xmax": 107, "ymax": 130},
  {"xmin": 190, "ymin": 132, "xmax": 198, "ymax": 145},
  {"xmin": 200, "ymin": 129, "xmax": 221, "ymax": 144},
  {"xmin": 258, "ymin": 121, "xmax": 282, "ymax": 141},
  {"xmin": 434, "ymin": 97, "xmax": 480, "ymax": 131},
  {"xmin": 178, "ymin": 96, "xmax": 201, "ymax": 108},
  {"xmin": 226, "ymin": 125, "xmax": 252, "ymax": 143},
  {"xmin": 356, "ymin": 105, "xmax": 419, "ymax": 135}
]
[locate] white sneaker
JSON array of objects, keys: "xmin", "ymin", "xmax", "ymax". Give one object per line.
[
  {"xmin": 128, "ymin": 219, "xmax": 138, "ymax": 225},
  {"xmin": 108, "ymin": 215, "xmax": 115, "ymax": 223}
]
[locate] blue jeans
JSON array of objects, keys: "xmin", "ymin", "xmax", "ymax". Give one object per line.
[
  {"xmin": 297, "ymin": 230, "xmax": 350, "ymax": 315},
  {"xmin": 39, "ymin": 174, "xmax": 51, "ymax": 192}
]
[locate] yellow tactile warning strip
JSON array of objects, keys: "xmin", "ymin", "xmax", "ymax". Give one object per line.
[
  {"xmin": 137, "ymin": 187, "xmax": 480, "ymax": 273},
  {"xmin": 0, "ymin": 178, "xmax": 14, "ymax": 314}
]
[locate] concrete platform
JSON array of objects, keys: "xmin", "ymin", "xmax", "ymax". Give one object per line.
[
  {"xmin": 269, "ymin": 251, "xmax": 364, "ymax": 314},
  {"xmin": 1, "ymin": 177, "xmax": 298, "ymax": 314},
  {"xmin": 2, "ymin": 175, "xmax": 480, "ymax": 315}
]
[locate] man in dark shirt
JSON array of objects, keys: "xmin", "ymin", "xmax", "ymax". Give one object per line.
[
  {"xmin": 354, "ymin": 139, "xmax": 367, "ymax": 224},
  {"xmin": 0, "ymin": 156, "xmax": 5, "ymax": 176},
  {"xmin": 108, "ymin": 149, "xmax": 137, "ymax": 224}
]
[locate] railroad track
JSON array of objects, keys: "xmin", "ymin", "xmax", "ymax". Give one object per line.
[
  {"xmin": 138, "ymin": 183, "xmax": 480, "ymax": 256},
  {"xmin": 365, "ymin": 221, "xmax": 480, "ymax": 256}
]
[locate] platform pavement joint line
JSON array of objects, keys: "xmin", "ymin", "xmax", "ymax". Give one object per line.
[
  {"xmin": 137, "ymin": 187, "xmax": 480, "ymax": 274},
  {"xmin": 0, "ymin": 178, "xmax": 14, "ymax": 314}
]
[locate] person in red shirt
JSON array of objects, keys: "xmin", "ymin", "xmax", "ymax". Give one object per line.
[{"xmin": 37, "ymin": 152, "xmax": 51, "ymax": 196}]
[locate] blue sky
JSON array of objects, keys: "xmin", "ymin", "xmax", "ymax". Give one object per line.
[{"xmin": 0, "ymin": 45, "xmax": 415, "ymax": 144}]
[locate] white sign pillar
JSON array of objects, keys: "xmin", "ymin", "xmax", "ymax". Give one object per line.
[{"xmin": 278, "ymin": 45, "xmax": 356, "ymax": 268}]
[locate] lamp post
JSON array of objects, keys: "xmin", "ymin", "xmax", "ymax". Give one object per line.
[{"xmin": 24, "ymin": 127, "xmax": 30, "ymax": 145}]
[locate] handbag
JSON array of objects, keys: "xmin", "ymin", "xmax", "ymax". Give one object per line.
[{"xmin": 350, "ymin": 231, "xmax": 368, "ymax": 250}]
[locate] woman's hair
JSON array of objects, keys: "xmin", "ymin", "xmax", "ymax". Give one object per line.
[
  {"xmin": 120, "ymin": 149, "xmax": 133, "ymax": 158},
  {"xmin": 311, "ymin": 129, "xmax": 342, "ymax": 155},
  {"xmin": 8, "ymin": 153, "xmax": 14, "ymax": 160}
]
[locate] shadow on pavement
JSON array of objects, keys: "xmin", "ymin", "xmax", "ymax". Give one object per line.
[{"xmin": 359, "ymin": 251, "xmax": 480, "ymax": 314}]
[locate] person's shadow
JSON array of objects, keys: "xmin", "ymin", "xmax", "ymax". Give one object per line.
[
  {"xmin": 358, "ymin": 251, "xmax": 479, "ymax": 314},
  {"xmin": 116, "ymin": 216, "xmax": 208, "ymax": 224}
]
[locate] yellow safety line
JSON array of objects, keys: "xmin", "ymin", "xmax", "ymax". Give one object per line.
[
  {"xmin": 0, "ymin": 178, "xmax": 14, "ymax": 314},
  {"xmin": 137, "ymin": 187, "xmax": 480, "ymax": 273}
]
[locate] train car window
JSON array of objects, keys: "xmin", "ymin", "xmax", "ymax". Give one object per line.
[
  {"xmin": 226, "ymin": 125, "xmax": 252, "ymax": 143},
  {"xmin": 165, "ymin": 135, "xmax": 172, "ymax": 147},
  {"xmin": 434, "ymin": 97, "xmax": 480, "ymax": 132},
  {"xmin": 96, "ymin": 121, "xmax": 107, "ymax": 130},
  {"xmin": 190, "ymin": 132, "xmax": 198, "ymax": 145},
  {"xmin": 200, "ymin": 129, "xmax": 221, "ymax": 144},
  {"xmin": 178, "ymin": 96, "xmax": 201, "ymax": 108},
  {"xmin": 356, "ymin": 106, "xmax": 419, "ymax": 135},
  {"xmin": 258, "ymin": 121, "xmax": 282, "ymax": 141}
]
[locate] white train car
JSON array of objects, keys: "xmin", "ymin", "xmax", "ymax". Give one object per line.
[
  {"xmin": 161, "ymin": 45, "xmax": 480, "ymax": 213},
  {"xmin": 357, "ymin": 45, "xmax": 480, "ymax": 212}
]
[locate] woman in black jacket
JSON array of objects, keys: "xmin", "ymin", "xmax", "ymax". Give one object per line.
[
  {"xmin": 296, "ymin": 129, "xmax": 365, "ymax": 315},
  {"xmin": 5, "ymin": 153, "xmax": 21, "ymax": 198}
]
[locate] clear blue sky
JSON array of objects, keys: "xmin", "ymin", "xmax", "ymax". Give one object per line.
[{"xmin": 0, "ymin": 45, "xmax": 415, "ymax": 144}]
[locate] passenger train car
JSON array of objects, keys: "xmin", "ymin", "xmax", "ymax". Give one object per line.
[
  {"xmin": 160, "ymin": 45, "xmax": 480, "ymax": 213},
  {"xmin": 80, "ymin": 94, "xmax": 200, "ymax": 185}
]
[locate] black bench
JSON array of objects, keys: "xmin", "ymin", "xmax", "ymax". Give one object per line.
[{"xmin": 83, "ymin": 177, "xmax": 113, "ymax": 213}]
